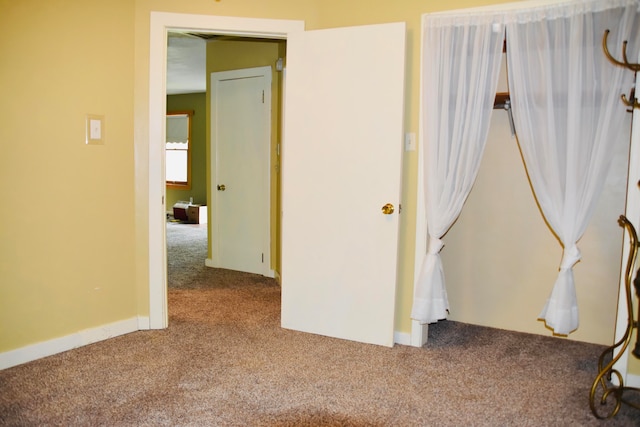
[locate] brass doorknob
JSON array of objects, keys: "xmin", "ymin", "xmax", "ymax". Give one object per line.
[
  {"xmin": 381, "ymin": 203, "xmax": 394, "ymax": 215},
  {"xmin": 217, "ymin": 184, "xmax": 226, "ymax": 191}
]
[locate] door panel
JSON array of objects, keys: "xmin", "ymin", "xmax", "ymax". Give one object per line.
[
  {"xmin": 281, "ymin": 23, "xmax": 406, "ymax": 347},
  {"xmin": 210, "ymin": 67, "xmax": 271, "ymax": 276}
]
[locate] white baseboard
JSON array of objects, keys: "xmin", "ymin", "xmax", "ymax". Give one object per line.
[
  {"xmin": 410, "ymin": 320, "xmax": 429, "ymax": 347},
  {"xmin": 394, "ymin": 321, "xmax": 429, "ymax": 347},
  {"xmin": 394, "ymin": 330, "xmax": 411, "ymax": 346},
  {"xmin": 137, "ymin": 316, "xmax": 150, "ymax": 330},
  {"xmin": 0, "ymin": 317, "xmax": 143, "ymax": 370},
  {"xmin": 205, "ymin": 258, "xmax": 276, "ymax": 279},
  {"xmin": 393, "ymin": 320, "xmax": 429, "ymax": 347},
  {"xmin": 627, "ymin": 373, "xmax": 640, "ymax": 388}
]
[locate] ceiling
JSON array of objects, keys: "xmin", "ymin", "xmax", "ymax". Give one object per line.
[
  {"xmin": 167, "ymin": 32, "xmax": 281, "ymax": 95},
  {"xmin": 166, "ymin": 33, "xmax": 207, "ymax": 95}
]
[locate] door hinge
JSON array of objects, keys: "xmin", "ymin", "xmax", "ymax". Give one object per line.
[
  {"xmin": 262, "ymin": 253, "xmax": 264, "ymax": 263},
  {"xmin": 399, "ymin": 203, "xmax": 402, "ymax": 213},
  {"xmin": 262, "ymin": 90, "xmax": 265, "ymax": 104}
]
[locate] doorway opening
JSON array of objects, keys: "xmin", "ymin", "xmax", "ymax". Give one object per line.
[
  {"xmin": 166, "ymin": 34, "xmax": 281, "ymax": 281},
  {"xmin": 148, "ymin": 13, "xmax": 304, "ymax": 329},
  {"xmin": 150, "ymin": 14, "xmax": 408, "ymax": 348},
  {"xmin": 166, "ymin": 45, "xmax": 286, "ymax": 324}
]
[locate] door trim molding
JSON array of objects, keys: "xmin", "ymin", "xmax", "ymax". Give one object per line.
[{"xmin": 147, "ymin": 12, "xmax": 304, "ymax": 329}]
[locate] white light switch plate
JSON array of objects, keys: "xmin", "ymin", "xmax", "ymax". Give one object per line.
[
  {"xmin": 405, "ymin": 132, "xmax": 416, "ymax": 152},
  {"xmin": 86, "ymin": 114, "xmax": 105, "ymax": 145},
  {"xmin": 90, "ymin": 119, "xmax": 101, "ymax": 139}
]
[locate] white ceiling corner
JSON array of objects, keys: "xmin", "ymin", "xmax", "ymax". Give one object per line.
[{"xmin": 167, "ymin": 33, "xmax": 207, "ymax": 95}]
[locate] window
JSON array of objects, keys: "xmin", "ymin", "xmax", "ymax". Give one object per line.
[{"xmin": 166, "ymin": 111, "xmax": 192, "ymax": 189}]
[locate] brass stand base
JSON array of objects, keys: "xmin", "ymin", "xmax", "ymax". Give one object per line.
[
  {"xmin": 589, "ymin": 337, "xmax": 640, "ymax": 418},
  {"xmin": 589, "ymin": 216, "xmax": 640, "ymax": 419}
]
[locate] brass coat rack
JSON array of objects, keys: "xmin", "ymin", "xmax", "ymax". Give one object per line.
[
  {"xmin": 603, "ymin": 29, "xmax": 640, "ymax": 110},
  {"xmin": 589, "ymin": 30, "xmax": 640, "ymax": 420},
  {"xmin": 589, "ymin": 216, "xmax": 640, "ymax": 419}
]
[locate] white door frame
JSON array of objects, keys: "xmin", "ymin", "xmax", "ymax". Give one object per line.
[
  {"xmin": 208, "ymin": 66, "xmax": 273, "ymax": 277},
  {"xmin": 147, "ymin": 12, "xmax": 303, "ymax": 329},
  {"xmin": 147, "ymin": 12, "xmax": 427, "ymax": 346}
]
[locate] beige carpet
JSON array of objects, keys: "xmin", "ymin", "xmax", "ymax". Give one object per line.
[{"xmin": 2, "ymin": 222, "xmax": 640, "ymax": 426}]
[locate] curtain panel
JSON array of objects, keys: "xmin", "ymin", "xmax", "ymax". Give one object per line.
[
  {"xmin": 415, "ymin": 0, "xmax": 640, "ymax": 333},
  {"xmin": 166, "ymin": 115, "xmax": 189, "ymax": 144},
  {"xmin": 412, "ymin": 11, "xmax": 504, "ymax": 324},
  {"xmin": 505, "ymin": 0, "xmax": 640, "ymax": 335}
]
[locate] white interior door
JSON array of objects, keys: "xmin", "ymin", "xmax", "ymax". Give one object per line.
[
  {"xmin": 210, "ymin": 66, "xmax": 272, "ymax": 276},
  {"xmin": 281, "ymin": 23, "xmax": 406, "ymax": 347}
]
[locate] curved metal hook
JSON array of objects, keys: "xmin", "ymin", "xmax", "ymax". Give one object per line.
[
  {"xmin": 603, "ymin": 29, "xmax": 640, "ymax": 72},
  {"xmin": 603, "ymin": 30, "xmax": 627, "ymax": 67},
  {"xmin": 621, "ymin": 93, "xmax": 640, "ymax": 109}
]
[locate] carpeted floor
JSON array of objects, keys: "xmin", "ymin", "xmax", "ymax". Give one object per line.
[
  {"xmin": 166, "ymin": 220, "xmax": 276, "ymax": 290},
  {"xmin": 1, "ymin": 221, "xmax": 640, "ymax": 426}
]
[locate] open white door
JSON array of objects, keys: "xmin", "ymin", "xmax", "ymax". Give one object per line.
[{"xmin": 281, "ymin": 23, "xmax": 406, "ymax": 347}]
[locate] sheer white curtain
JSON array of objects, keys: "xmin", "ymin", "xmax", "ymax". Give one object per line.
[
  {"xmin": 411, "ymin": 12, "xmax": 504, "ymax": 324},
  {"xmin": 506, "ymin": 0, "xmax": 640, "ymax": 335}
]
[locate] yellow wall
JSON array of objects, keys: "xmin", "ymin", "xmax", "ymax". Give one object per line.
[
  {"xmin": 133, "ymin": 0, "xmax": 516, "ymax": 339},
  {"xmin": 631, "ymin": 322, "xmax": 640, "ymax": 376},
  {"xmin": 206, "ymin": 38, "xmax": 284, "ymax": 273},
  {"xmin": 131, "ymin": 0, "xmax": 639, "ymax": 353},
  {"xmin": 0, "ymin": 0, "xmax": 631, "ymax": 361},
  {"xmin": 315, "ymin": 0, "xmax": 631, "ymax": 347},
  {"xmin": 312, "ymin": 0, "xmax": 516, "ymax": 336},
  {"xmin": 166, "ymin": 93, "xmax": 208, "ymax": 209},
  {"xmin": 0, "ymin": 0, "xmax": 136, "ymax": 351}
]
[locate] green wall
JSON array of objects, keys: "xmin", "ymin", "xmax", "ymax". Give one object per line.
[{"xmin": 166, "ymin": 92, "xmax": 207, "ymax": 209}]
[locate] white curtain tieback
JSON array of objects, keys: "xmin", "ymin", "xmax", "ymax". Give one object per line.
[
  {"xmin": 427, "ymin": 236, "xmax": 444, "ymax": 255},
  {"xmin": 560, "ymin": 244, "xmax": 581, "ymax": 270}
]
